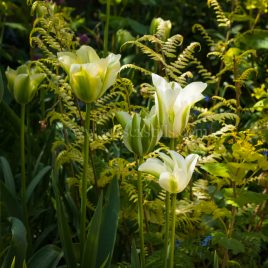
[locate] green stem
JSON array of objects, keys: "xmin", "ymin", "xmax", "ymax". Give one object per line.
[
  {"xmin": 169, "ymin": 193, "xmax": 177, "ymax": 268},
  {"xmin": 20, "ymin": 104, "xmax": 26, "ymax": 202},
  {"xmin": 103, "ymin": 0, "xmax": 111, "ymax": 56},
  {"xmin": 137, "ymin": 157, "xmax": 145, "ymax": 268},
  {"xmin": 164, "ymin": 138, "xmax": 177, "ymax": 267},
  {"xmin": 80, "ymin": 103, "xmax": 91, "ymax": 251},
  {"xmin": 164, "ymin": 192, "xmax": 170, "ymax": 268}
]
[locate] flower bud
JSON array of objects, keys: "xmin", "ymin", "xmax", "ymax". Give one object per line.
[
  {"xmin": 5, "ymin": 64, "xmax": 46, "ymax": 105},
  {"xmin": 150, "ymin": 17, "xmax": 172, "ymax": 41},
  {"xmin": 58, "ymin": 46, "xmax": 121, "ymax": 103},
  {"xmin": 116, "ymin": 109, "xmax": 162, "ymax": 157}
]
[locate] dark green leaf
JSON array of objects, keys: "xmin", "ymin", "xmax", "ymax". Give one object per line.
[
  {"xmin": 0, "ymin": 156, "xmax": 16, "ymax": 197},
  {"xmin": 26, "ymin": 166, "xmax": 51, "ymax": 203},
  {"xmin": 28, "ymin": 245, "xmax": 63, "ymax": 268},
  {"xmin": 235, "ymin": 29, "xmax": 268, "ymax": 50},
  {"xmin": 97, "ymin": 177, "xmax": 120, "ymax": 267},
  {"xmin": 131, "ymin": 240, "xmax": 140, "ymax": 268},
  {"xmin": 81, "ymin": 192, "xmax": 103, "ymax": 268}
]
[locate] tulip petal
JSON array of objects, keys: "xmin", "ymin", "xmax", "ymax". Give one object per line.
[
  {"xmin": 185, "ymin": 154, "xmax": 199, "ymax": 179},
  {"xmin": 158, "ymin": 152, "xmax": 173, "ymax": 172},
  {"xmin": 169, "ymin": 150, "xmax": 186, "ymax": 171},
  {"xmin": 116, "ymin": 111, "xmax": 132, "ymax": 129},
  {"xmin": 76, "ymin": 45, "xmax": 100, "ymax": 63},
  {"xmin": 172, "ymin": 164, "xmax": 190, "ymax": 193},
  {"xmin": 58, "ymin": 52, "xmax": 79, "ymax": 73},
  {"xmin": 159, "ymin": 171, "xmax": 179, "ymax": 193},
  {"xmin": 138, "ymin": 158, "xmax": 166, "ymax": 177}
]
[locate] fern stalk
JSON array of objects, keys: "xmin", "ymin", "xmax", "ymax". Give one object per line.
[
  {"xmin": 103, "ymin": 0, "xmax": 111, "ymax": 56},
  {"xmin": 80, "ymin": 103, "xmax": 91, "ymax": 250},
  {"xmin": 169, "ymin": 193, "xmax": 177, "ymax": 268},
  {"xmin": 137, "ymin": 156, "xmax": 145, "ymax": 268}
]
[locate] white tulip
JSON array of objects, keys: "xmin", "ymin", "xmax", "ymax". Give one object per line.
[
  {"xmin": 139, "ymin": 150, "xmax": 199, "ymax": 193},
  {"xmin": 152, "ymin": 73, "xmax": 207, "ymax": 138}
]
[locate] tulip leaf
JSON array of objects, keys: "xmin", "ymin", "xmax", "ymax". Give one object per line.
[
  {"xmin": 52, "ymin": 172, "xmax": 77, "ymax": 268},
  {"xmin": 2, "ymin": 217, "xmax": 27, "ymax": 268},
  {"xmin": 0, "ymin": 71, "xmax": 4, "ymax": 103},
  {"xmin": 97, "ymin": 177, "xmax": 120, "ymax": 267},
  {"xmin": 26, "ymin": 165, "xmax": 51, "ymax": 203},
  {"xmin": 81, "ymin": 192, "xmax": 103, "ymax": 268},
  {"xmin": 200, "ymin": 163, "xmax": 230, "ymax": 178},
  {"xmin": 0, "ymin": 181, "xmax": 23, "ymax": 220},
  {"xmin": 0, "ymin": 156, "xmax": 16, "ymax": 197},
  {"xmin": 131, "ymin": 240, "xmax": 141, "ymax": 268},
  {"xmin": 28, "ymin": 245, "xmax": 63, "ymax": 268}
]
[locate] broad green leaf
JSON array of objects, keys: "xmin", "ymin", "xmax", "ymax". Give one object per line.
[
  {"xmin": 3, "ymin": 217, "xmax": 27, "ymax": 268},
  {"xmin": 26, "ymin": 166, "xmax": 51, "ymax": 203},
  {"xmin": 224, "ymin": 188, "xmax": 268, "ymax": 207},
  {"xmin": 235, "ymin": 29, "xmax": 268, "ymax": 50},
  {"xmin": 212, "ymin": 232, "xmax": 244, "ymax": 255},
  {"xmin": 200, "ymin": 163, "xmax": 230, "ymax": 178},
  {"xmin": 0, "ymin": 71, "xmax": 4, "ymax": 103},
  {"xmin": 0, "ymin": 156, "xmax": 16, "ymax": 197},
  {"xmin": 131, "ymin": 240, "xmax": 140, "ymax": 268},
  {"xmin": 4, "ymin": 22, "xmax": 27, "ymax": 32},
  {"xmin": 97, "ymin": 178, "xmax": 120, "ymax": 267},
  {"xmin": 52, "ymin": 172, "xmax": 77, "ymax": 268},
  {"xmin": 81, "ymin": 192, "xmax": 103, "ymax": 268},
  {"xmin": 28, "ymin": 245, "xmax": 63, "ymax": 268},
  {"xmin": 0, "ymin": 181, "xmax": 22, "ymax": 219}
]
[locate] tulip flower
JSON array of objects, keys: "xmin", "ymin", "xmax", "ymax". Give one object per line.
[
  {"xmin": 57, "ymin": 45, "xmax": 121, "ymax": 103},
  {"xmin": 150, "ymin": 17, "xmax": 172, "ymax": 41},
  {"xmin": 5, "ymin": 64, "xmax": 46, "ymax": 105},
  {"xmin": 152, "ymin": 73, "xmax": 207, "ymax": 138},
  {"xmin": 139, "ymin": 150, "xmax": 199, "ymax": 193},
  {"xmin": 116, "ymin": 108, "xmax": 162, "ymax": 157}
]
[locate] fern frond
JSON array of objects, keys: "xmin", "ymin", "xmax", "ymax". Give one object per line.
[
  {"xmin": 162, "ymin": 34, "xmax": 184, "ymax": 58},
  {"xmin": 120, "ymin": 64, "xmax": 152, "ymax": 76},
  {"xmin": 191, "ymin": 112, "xmax": 240, "ymax": 127},
  {"xmin": 208, "ymin": 0, "xmax": 231, "ymax": 28},
  {"xmin": 192, "ymin": 24, "xmax": 215, "ymax": 47}
]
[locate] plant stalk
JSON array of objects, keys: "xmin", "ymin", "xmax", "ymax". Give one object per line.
[
  {"xmin": 80, "ymin": 103, "xmax": 91, "ymax": 250},
  {"xmin": 137, "ymin": 156, "xmax": 145, "ymax": 268},
  {"xmin": 20, "ymin": 104, "xmax": 26, "ymax": 202},
  {"xmin": 169, "ymin": 193, "xmax": 177, "ymax": 268},
  {"xmin": 103, "ymin": 0, "xmax": 111, "ymax": 56},
  {"xmin": 164, "ymin": 137, "xmax": 177, "ymax": 267}
]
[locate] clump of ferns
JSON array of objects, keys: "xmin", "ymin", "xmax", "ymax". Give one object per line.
[{"xmin": 120, "ymin": 23, "xmax": 217, "ymax": 86}]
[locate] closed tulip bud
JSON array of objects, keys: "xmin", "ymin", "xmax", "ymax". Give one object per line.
[
  {"xmin": 115, "ymin": 29, "xmax": 135, "ymax": 50},
  {"xmin": 152, "ymin": 73, "xmax": 207, "ymax": 138},
  {"xmin": 5, "ymin": 64, "xmax": 46, "ymax": 105},
  {"xmin": 57, "ymin": 46, "xmax": 121, "ymax": 103},
  {"xmin": 139, "ymin": 150, "xmax": 199, "ymax": 193},
  {"xmin": 116, "ymin": 109, "xmax": 162, "ymax": 157},
  {"xmin": 149, "ymin": 17, "xmax": 172, "ymax": 41}
]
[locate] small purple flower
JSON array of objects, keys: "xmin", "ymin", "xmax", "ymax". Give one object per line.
[
  {"xmin": 79, "ymin": 34, "xmax": 90, "ymax": 45},
  {"xmin": 204, "ymin": 95, "xmax": 210, "ymax": 102},
  {"xmin": 175, "ymin": 239, "xmax": 181, "ymax": 249},
  {"xmin": 263, "ymin": 151, "xmax": 268, "ymax": 157},
  {"xmin": 200, "ymin": 235, "xmax": 212, "ymax": 247},
  {"xmin": 193, "ymin": 110, "xmax": 200, "ymax": 116}
]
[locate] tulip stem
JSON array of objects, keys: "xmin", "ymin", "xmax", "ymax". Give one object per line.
[
  {"xmin": 103, "ymin": 0, "xmax": 111, "ymax": 56},
  {"xmin": 80, "ymin": 103, "xmax": 91, "ymax": 251},
  {"xmin": 20, "ymin": 104, "xmax": 26, "ymax": 203},
  {"xmin": 164, "ymin": 191, "xmax": 170, "ymax": 268},
  {"xmin": 137, "ymin": 157, "xmax": 145, "ymax": 268},
  {"xmin": 169, "ymin": 193, "xmax": 177, "ymax": 268}
]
